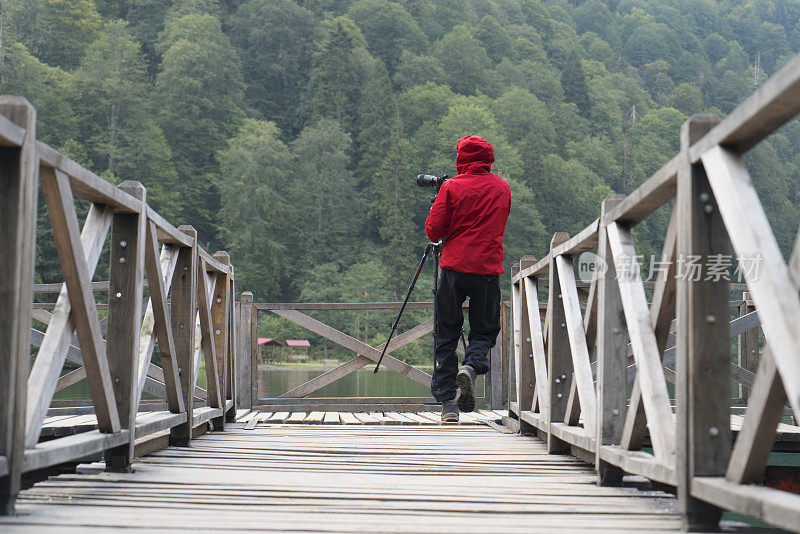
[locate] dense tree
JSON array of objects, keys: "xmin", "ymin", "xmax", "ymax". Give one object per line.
[
  {"xmin": 370, "ymin": 119, "xmax": 421, "ymax": 279},
  {"xmin": 393, "ymin": 51, "xmax": 446, "ymax": 90},
  {"xmin": 561, "ymin": 50, "xmax": 591, "ymax": 115},
  {"xmin": 289, "ymin": 119, "xmax": 364, "ymax": 266},
  {"xmin": 228, "ymin": 0, "xmax": 319, "ymax": 134},
  {"xmin": 0, "ymin": 41, "xmax": 78, "ymax": 147},
  {"xmin": 217, "ymin": 119, "xmax": 292, "ymax": 299},
  {"xmin": 347, "ymin": 0, "xmax": 427, "ymax": 75},
  {"xmin": 155, "ymin": 12, "xmax": 245, "ymax": 242},
  {"xmin": 355, "ymin": 61, "xmax": 396, "ymax": 188},
  {"xmin": 7, "ymin": 0, "xmax": 102, "ymax": 68},
  {"xmin": 432, "ymin": 28, "xmax": 492, "ymax": 95},
  {"xmin": 6, "ymin": 0, "xmax": 800, "ymax": 338},
  {"xmin": 306, "ymin": 17, "xmax": 371, "ymax": 132}
]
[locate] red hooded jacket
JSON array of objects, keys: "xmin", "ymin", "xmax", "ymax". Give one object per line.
[{"xmin": 425, "ymin": 135, "xmax": 511, "ymax": 275}]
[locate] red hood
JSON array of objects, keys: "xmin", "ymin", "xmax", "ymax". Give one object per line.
[{"xmin": 456, "ymin": 135, "xmax": 494, "ymax": 174}]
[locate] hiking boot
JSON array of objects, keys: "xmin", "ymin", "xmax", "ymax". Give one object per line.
[
  {"xmin": 441, "ymin": 399, "xmax": 459, "ymax": 423},
  {"xmin": 456, "ymin": 365, "xmax": 476, "ymax": 413}
]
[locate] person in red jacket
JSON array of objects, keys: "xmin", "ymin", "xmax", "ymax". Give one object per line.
[{"xmin": 425, "ymin": 134, "xmax": 510, "ymax": 422}]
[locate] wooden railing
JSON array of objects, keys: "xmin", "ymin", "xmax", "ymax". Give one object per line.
[
  {"xmin": 509, "ymin": 54, "xmax": 800, "ymax": 531},
  {"xmin": 0, "ymin": 96, "xmax": 237, "ymax": 514},
  {"xmin": 234, "ymin": 299, "xmax": 509, "ymax": 412}
]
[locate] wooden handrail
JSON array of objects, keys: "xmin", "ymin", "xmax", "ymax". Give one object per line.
[
  {"xmin": 0, "ymin": 95, "xmax": 238, "ymax": 514},
  {"xmin": 508, "ymin": 53, "xmax": 800, "ymax": 532}
]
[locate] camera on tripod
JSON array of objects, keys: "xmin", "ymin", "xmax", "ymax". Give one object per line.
[
  {"xmin": 417, "ymin": 173, "xmax": 449, "ymax": 203},
  {"xmin": 416, "ymin": 173, "xmax": 449, "ymax": 188}
]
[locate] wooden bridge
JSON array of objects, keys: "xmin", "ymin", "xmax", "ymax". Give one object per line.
[{"xmin": 5, "ymin": 52, "xmax": 800, "ymax": 532}]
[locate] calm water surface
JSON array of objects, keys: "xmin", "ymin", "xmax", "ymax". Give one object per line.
[{"xmin": 55, "ymin": 364, "xmax": 485, "ymax": 400}]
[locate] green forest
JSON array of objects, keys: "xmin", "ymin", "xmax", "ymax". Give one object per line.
[{"xmin": 6, "ymin": 0, "xmax": 800, "ymax": 358}]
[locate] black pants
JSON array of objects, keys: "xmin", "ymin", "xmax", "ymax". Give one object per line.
[{"xmin": 431, "ymin": 268, "xmax": 501, "ymax": 402}]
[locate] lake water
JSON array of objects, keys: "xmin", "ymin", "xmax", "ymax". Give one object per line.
[
  {"xmin": 54, "ymin": 364, "xmax": 486, "ymax": 402},
  {"xmin": 257, "ymin": 365, "xmax": 484, "ymax": 399}
]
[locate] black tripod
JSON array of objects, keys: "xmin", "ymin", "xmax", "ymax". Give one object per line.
[{"xmin": 374, "ymin": 241, "xmax": 466, "ymax": 373}]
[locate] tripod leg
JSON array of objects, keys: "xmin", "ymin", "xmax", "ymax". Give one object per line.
[{"xmin": 374, "ymin": 244, "xmax": 433, "ymax": 373}]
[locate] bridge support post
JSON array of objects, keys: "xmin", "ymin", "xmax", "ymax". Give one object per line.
[
  {"xmin": 547, "ymin": 234, "xmax": 570, "ymax": 453},
  {"xmin": 105, "ymin": 181, "xmax": 147, "ymax": 471},
  {"xmin": 0, "ymin": 97, "xmax": 36, "ymax": 515},
  {"xmin": 237, "ymin": 292, "xmax": 255, "ymax": 409},
  {"xmin": 211, "ymin": 252, "xmax": 231, "ymax": 429},
  {"xmin": 737, "ymin": 292, "xmax": 758, "ymax": 403},
  {"xmin": 595, "ymin": 195, "xmax": 627, "ymax": 485},
  {"xmin": 169, "ymin": 226, "xmax": 198, "ymax": 447},
  {"xmin": 515, "ymin": 257, "xmax": 537, "ymax": 434},
  {"xmin": 676, "ymin": 114, "xmax": 730, "ymax": 530},
  {"xmin": 508, "ymin": 266, "xmax": 519, "ymax": 417}
]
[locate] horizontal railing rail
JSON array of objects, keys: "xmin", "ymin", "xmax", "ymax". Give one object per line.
[
  {"xmin": 0, "ymin": 96, "xmax": 238, "ymax": 515},
  {"xmin": 509, "ymin": 53, "xmax": 800, "ymax": 532}
]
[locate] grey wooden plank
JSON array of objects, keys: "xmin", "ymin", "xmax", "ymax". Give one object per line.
[
  {"xmin": 322, "ymin": 412, "xmax": 339, "ymax": 424},
  {"xmin": 267, "ymin": 412, "xmax": 290, "ymax": 423},
  {"xmin": 303, "ymin": 412, "xmax": 325, "ymax": 424},
  {"xmin": 383, "ymin": 413, "xmax": 414, "ymax": 425},
  {"xmin": 142, "ymin": 224, "xmax": 183, "ymax": 414},
  {"xmin": 676, "ymin": 114, "xmax": 728, "ymax": 529},
  {"xmin": 620, "ymin": 207, "xmax": 678, "ymax": 451},
  {"xmin": 338, "ymin": 413, "xmax": 360, "ymax": 425},
  {"xmin": 243, "ymin": 414, "xmax": 260, "ymax": 431},
  {"xmin": 522, "ymin": 276, "xmax": 548, "ymax": 413},
  {"xmin": 105, "ymin": 181, "xmax": 147, "ymax": 470},
  {"xmin": 40, "ymin": 169, "xmax": 120, "ymax": 435},
  {"xmin": 351, "ymin": 413, "xmax": 380, "ymax": 424},
  {"xmin": 555, "ymin": 256, "xmax": 596, "ymax": 437},
  {"xmin": 210, "ymin": 255, "xmax": 231, "ymax": 428},
  {"xmin": 197, "ymin": 260, "xmax": 222, "ymax": 412},
  {"xmin": 285, "ymin": 413, "xmax": 307, "ymax": 424},
  {"xmin": 516, "ymin": 256, "xmax": 537, "ymax": 416},
  {"xmin": 169, "ymin": 226, "xmax": 198, "ymax": 446},
  {"xmin": 237, "ymin": 292, "xmax": 254, "ymax": 409},
  {"xmin": 547, "ymin": 233, "xmax": 571, "ymax": 453},
  {"xmin": 25, "ymin": 205, "xmax": 113, "ymax": 448},
  {"xmin": 606, "ymin": 222, "xmax": 675, "ymax": 463}
]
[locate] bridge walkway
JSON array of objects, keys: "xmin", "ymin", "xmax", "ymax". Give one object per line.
[{"xmin": 0, "ymin": 415, "xmax": 690, "ymax": 533}]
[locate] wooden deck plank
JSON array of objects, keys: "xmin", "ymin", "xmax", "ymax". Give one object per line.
[
  {"xmin": 383, "ymin": 412, "xmax": 415, "ymax": 425},
  {"xmin": 338, "ymin": 412, "xmax": 360, "ymax": 425},
  {"xmin": 304, "ymin": 412, "xmax": 325, "ymax": 424},
  {"xmin": 0, "ymin": 423, "xmax": 686, "ymax": 533},
  {"xmin": 352, "ymin": 412, "xmax": 380, "ymax": 424},
  {"xmin": 322, "ymin": 412, "xmax": 339, "ymax": 424},
  {"xmin": 285, "ymin": 412, "xmax": 308, "ymax": 424}
]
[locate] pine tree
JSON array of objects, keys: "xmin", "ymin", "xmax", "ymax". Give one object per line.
[{"xmin": 561, "ymin": 50, "xmax": 591, "ymax": 115}]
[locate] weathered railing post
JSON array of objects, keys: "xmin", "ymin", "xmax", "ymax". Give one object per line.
[
  {"xmin": 516, "ymin": 256, "xmax": 536, "ymax": 432},
  {"xmin": 737, "ymin": 291, "xmax": 758, "ymax": 402},
  {"xmin": 169, "ymin": 225, "xmax": 198, "ymax": 446},
  {"xmin": 676, "ymin": 114, "xmax": 729, "ymax": 530},
  {"xmin": 237, "ymin": 292, "xmax": 255, "ymax": 409},
  {"xmin": 595, "ymin": 194, "xmax": 627, "ymax": 485},
  {"xmin": 547, "ymin": 234, "xmax": 571, "ymax": 453},
  {"xmin": 488, "ymin": 311, "xmax": 505, "ymax": 409},
  {"xmin": 226, "ymin": 266, "xmax": 238, "ymax": 422},
  {"xmin": 212, "ymin": 251, "xmax": 232, "ymax": 427},
  {"xmin": 0, "ymin": 97, "xmax": 36, "ymax": 514},
  {"xmin": 508, "ymin": 265, "xmax": 519, "ymax": 413},
  {"xmin": 105, "ymin": 181, "xmax": 147, "ymax": 471}
]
